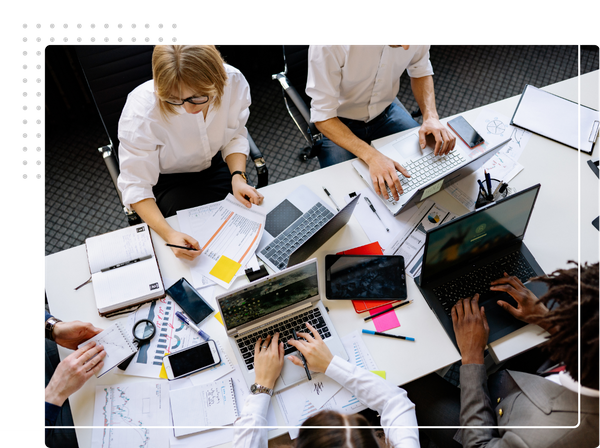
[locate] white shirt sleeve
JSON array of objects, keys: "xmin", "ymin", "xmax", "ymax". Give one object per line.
[
  {"xmin": 219, "ymin": 69, "xmax": 251, "ymax": 160},
  {"xmin": 325, "ymin": 356, "xmax": 420, "ymax": 448},
  {"xmin": 405, "ymin": 45, "xmax": 433, "ymax": 79},
  {"xmin": 306, "ymin": 45, "xmax": 347, "ymax": 123},
  {"xmin": 232, "ymin": 393, "xmax": 271, "ymax": 448}
]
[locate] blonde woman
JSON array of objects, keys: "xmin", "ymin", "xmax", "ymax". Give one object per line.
[{"xmin": 117, "ymin": 45, "xmax": 263, "ymax": 260}]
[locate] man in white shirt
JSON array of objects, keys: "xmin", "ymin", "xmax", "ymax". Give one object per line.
[{"xmin": 306, "ymin": 45, "xmax": 456, "ymax": 201}]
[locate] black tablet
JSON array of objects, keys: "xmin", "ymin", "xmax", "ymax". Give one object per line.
[{"xmin": 324, "ymin": 255, "xmax": 406, "ymax": 300}]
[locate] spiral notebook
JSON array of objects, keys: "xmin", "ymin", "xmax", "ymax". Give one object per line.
[
  {"xmin": 78, "ymin": 321, "xmax": 137, "ymax": 378},
  {"xmin": 169, "ymin": 377, "xmax": 239, "ymax": 437}
]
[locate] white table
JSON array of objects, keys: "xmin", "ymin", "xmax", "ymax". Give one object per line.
[{"xmin": 45, "ymin": 71, "xmax": 599, "ymax": 447}]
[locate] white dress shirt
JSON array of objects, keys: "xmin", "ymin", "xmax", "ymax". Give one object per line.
[
  {"xmin": 232, "ymin": 355, "xmax": 420, "ymax": 448},
  {"xmin": 117, "ymin": 64, "xmax": 251, "ymax": 209},
  {"xmin": 306, "ymin": 45, "xmax": 433, "ymax": 123}
]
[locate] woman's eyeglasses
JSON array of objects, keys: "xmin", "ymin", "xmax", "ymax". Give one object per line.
[{"xmin": 164, "ymin": 95, "xmax": 209, "ymax": 106}]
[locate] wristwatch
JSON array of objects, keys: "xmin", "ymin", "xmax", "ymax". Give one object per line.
[
  {"xmin": 250, "ymin": 383, "xmax": 273, "ymax": 397},
  {"xmin": 231, "ymin": 171, "xmax": 248, "ymax": 182},
  {"xmin": 45, "ymin": 316, "xmax": 62, "ymax": 341}
]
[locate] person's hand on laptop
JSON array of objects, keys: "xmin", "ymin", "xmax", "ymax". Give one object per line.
[
  {"xmin": 451, "ymin": 294, "xmax": 489, "ymax": 365},
  {"xmin": 365, "ymin": 150, "xmax": 411, "ymax": 202},
  {"xmin": 419, "ymin": 117, "xmax": 456, "ymax": 156},
  {"xmin": 287, "ymin": 322, "xmax": 334, "ymax": 373},
  {"xmin": 254, "ymin": 333, "xmax": 284, "ymax": 389},
  {"xmin": 490, "ymin": 273, "xmax": 553, "ymax": 333}
]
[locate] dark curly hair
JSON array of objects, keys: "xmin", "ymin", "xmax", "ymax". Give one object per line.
[{"xmin": 533, "ymin": 261, "xmax": 599, "ymax": 389}]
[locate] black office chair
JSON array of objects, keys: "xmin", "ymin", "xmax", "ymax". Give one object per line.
[
  {"xmin": 272, "ymin": 45, "xmax": 423, "ymax": 162},
  {"xmin": 272, "ymin": 45, "xmax": 323, "ymax": 162},
  {"xmin": 74, "ymin": 45, "xmax": 268, "ymax": 226}
]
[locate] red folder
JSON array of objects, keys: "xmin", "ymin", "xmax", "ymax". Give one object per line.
[{"xmin": 335, "ymin": 242, "xmax": 400, "ymax": 314}]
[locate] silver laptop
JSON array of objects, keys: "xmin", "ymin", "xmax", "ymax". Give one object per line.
[
  {"xmin": 216, "ymin": 258, "xmax": 348, "ymax": 391},
  {"xmin": 352, "ymin": 132, "xmax": 511, "ymax": 215},
  {"xmin": 257, "ymin": 185, "xmax": 360, "ymax": 272}
]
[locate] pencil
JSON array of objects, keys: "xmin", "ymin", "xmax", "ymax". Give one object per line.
[
  {"xmin": 165, "ymin": 243, "xmax": 199, "ymax": 251},
  {"xmin": 362, "ymin": 329, "xmax": 415, "ymax": 341},
  {"xmin": 363, "ymin": 300, "xmax": 412, "ymax": 322}
]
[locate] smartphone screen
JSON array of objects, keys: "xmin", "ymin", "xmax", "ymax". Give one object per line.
[
  {"xmin": 166, "ymin": 278, "xmax": 214, "ymax": 324},
  {"xmin": 448, "ymin": 116, "xmax": 484, "ymax": 148},
  {"xmin": 167, "ymin": 341, "xmax": 220, "ymax": 379}
]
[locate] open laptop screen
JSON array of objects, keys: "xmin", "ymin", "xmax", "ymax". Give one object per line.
[
  {"xmin": 219, "ymin": 262, "xmax": 319, "ymax": 330},
  {"xmin": 421, "ymin": 185, "xmax": 540, "ymax": 283}
]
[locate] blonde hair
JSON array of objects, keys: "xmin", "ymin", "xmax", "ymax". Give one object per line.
[{"xmin": 152, "ymin": 45, "xmax": 228, "ymax": 118}]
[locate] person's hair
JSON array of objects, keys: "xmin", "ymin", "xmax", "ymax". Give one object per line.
[
  {"xmin": 151, "ymin": 45, "xmax": 227, "ymax": 118},
  {"xmin": 294, "ymin": 411, "xmax": 389, "ymax": 448},
  {"xmin": 533, "ymin": 261, "xmax": 599, "ymax": 389}
]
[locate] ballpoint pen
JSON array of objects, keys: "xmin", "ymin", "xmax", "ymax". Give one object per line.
[
  {"xmin": 322, "ymin": 187, "xmax": 341, "ymax": 212},
  {"xmin": 484, "ymin": 170, "xmax": 493, "ymax": 197},
  {"xmin": 364, "ymin": 197, "xmax": 389, "ymax": 232},
  {"xmin": 362, "ymin": 329, "xmax": 415, "ymax": 341},
  {"xmin": 166, "ymin": 244, "xmax": 199, "ymax": 251},
  {"xmin": 292, "ymin": 328, "xmax": 312, "ymax": 380},
  {"xmin": 100, "ymin": 255, "xmax": 152, "ymax": 272},
  {"xmin": 363, "ymin": 300, "xmax": 412, "ymax": 322},
  {"xmin": 175, "ymin": 311, "xmax": 210, "ymax": 341}
]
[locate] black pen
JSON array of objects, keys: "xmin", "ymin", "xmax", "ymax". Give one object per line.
[
  {"xmin": 322, "ymin": 187, "xmax": 341, "ymax": 212},
  {"xmin": 100, "ymin": 255, "xmax": 152, "ymax": 272},
  {"xmin": 363, "ymin": 300, "xmax": 412, "ymax": 322},
  {"xmin": 292, "ymin": 328, "xmax": 311, "ymax": 380},
  {"xmin": 364, "ymin": 197, "xmax": 389, "ymax": 232},
  {"xmin": 166, "ymin": 243, "xmax": 199, "ymax": 251}
]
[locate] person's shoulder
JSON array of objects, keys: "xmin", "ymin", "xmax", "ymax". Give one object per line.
[
  {"xmin": 122, "ymin": 80, "xmax": 160, "ymax": 117},
  {"xmin": 223, "ymin": 64, "xmax": 249, "ymax": 90}
]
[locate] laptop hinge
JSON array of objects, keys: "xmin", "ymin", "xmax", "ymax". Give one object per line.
[{"xmin": 235, "ymin": 301, "xmax": 314, "ymax": 337}]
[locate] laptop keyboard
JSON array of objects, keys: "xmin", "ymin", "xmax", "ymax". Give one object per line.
[
  {"xmin": 259, "ymin": 202, "xmax": 334, "ymax": 270},
  {"xmin": 432, "ymin": 251, "xmax": 538, "ymax": 316},
  {"xmin": 385, "ymin": 150, "xmax": 466, "ymax": 203},
  {"xmin": 236, "ymin": 307, "xmax": 331, "ymax": 371}
]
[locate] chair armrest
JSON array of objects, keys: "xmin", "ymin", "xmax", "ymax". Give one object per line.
[
  {"xmin": 247, "ymin": 133, "xmax": 268, "ymax": 188},
  {"xmin": 273, "ymin": 73, "xmax": 312, "ymax": 127}
]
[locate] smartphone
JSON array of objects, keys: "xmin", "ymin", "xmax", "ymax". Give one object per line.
[
  {"xmin": 163, "ymin": 340, "xmax": 221, "ymax": 380},
  {"xmin": 447, "ymin": 116, "xmax": 484, "ymax": 148},
  {"xmin": 166, "ymin": 277, "xmax": 214, "ymax": 324}
]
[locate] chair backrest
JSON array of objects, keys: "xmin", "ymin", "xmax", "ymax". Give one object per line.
[
  {"xmin": 74, "ymin": 45, "xmax": 155, "ymax": 152},
  {"xmin": 282, "ymin": 45, "xmax": 311, "ymax": 107}
]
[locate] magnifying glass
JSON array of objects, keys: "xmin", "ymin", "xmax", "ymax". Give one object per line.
[{"xmin": 117, "ymin": 319, "xmax": 157, "ymax": 370}]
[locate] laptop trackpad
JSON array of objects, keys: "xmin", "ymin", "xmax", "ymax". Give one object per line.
[
  {"xmin": 481, "ymin": 293, "xmax": 526, "ymax": 342},
  {"xmin": 280, "ymin": 351, "xmax": 310, "ymax": 385}
]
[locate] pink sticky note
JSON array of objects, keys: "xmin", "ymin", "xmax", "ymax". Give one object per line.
[{"xmin": 369, "ymin": 304, "xmax": 401, "ymax": 332}]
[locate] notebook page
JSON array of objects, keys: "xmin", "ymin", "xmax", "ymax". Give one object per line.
[{"xmin": 79, "ymin": 321, "xmax": 137, "ymax": 377}]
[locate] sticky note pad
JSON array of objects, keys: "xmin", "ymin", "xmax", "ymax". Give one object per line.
[
  {"xmin": 210, "ymin": 255, "xmax": 242, "ymax": 284},
  {"xmin": 369, "ymin": 304, "xmax": 400, "ymax": 332},
  {"xmin": 215, "ymin": 312, "xmax": 223, "ymax": 325},
  {"xmin": 371, "ymin": 370, "xmax": 386, "ymax": 379}
]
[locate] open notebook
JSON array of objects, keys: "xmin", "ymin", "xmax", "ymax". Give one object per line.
[{"xmin": 85, "ymin": 223, "xmax": 165, "ymax": 316}]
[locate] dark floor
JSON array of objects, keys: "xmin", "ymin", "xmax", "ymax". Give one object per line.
[{"xmin": 45, "ymin": 45, "xmax": 598, "ymax": 447}]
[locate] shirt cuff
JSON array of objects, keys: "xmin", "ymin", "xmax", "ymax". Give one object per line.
[
  {"xmin": 45, "ymin": 401, "xmax": 61, "ymax": 427},
  {"xmin": 324, "ymin": 355, "xmax": 352, "ymax": 380},
  {"xmin": 240, "ymin": 392, "xmax": 271, "ymax": 419}
]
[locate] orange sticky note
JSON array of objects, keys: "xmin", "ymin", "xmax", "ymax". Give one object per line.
[{"xmin": 210, "ymin": 255, "xmax": 242, "ymax": 284}]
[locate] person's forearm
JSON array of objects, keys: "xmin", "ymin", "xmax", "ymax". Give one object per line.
[
  {"xmin": 315, "ymin": 118, "xmax": 379, "ymax": 163},
  {"xmin": 131, "ymin": 198, "xmax": 175, "ymax": 242},
  {"xmin": 225, "ymin": 152, "xmax": 248, "ymax": 174},
  {"xmin": 410, "ymin": 75, "xmax": 439, "ymax": 121}
]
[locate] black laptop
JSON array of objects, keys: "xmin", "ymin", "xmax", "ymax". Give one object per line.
[{"xmin": 416, "ymin": 184, "xmax": 545, "ymax": 347}]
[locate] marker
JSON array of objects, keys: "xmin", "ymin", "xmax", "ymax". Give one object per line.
[
  {"xmin": 364, "ymin": 197, "xmax": 389, "ymax": 232},
  {"xmin": 322, "ymin": 187, "xmax": 341, "ymax": 212},
  {"xmin": 362, "ymin": 329, "xmax": 415, "ymax": 341},
  {"xmin": 166, "ymin": 244, "xmax": 199, "ymax": 251},
  {"xmin": 477, "ymin": 179, "xmax": 487, "ymax": 198},
  {"xmin": 363, "ymin": 300, "xmax": 412, "ymax": 322},
  {"xmin": 292, "ymin": 328, "xmax": 312, "ymax": 380},
  {"xmin": 100, "ymin": 255, "xmax": 152, "ymax": 272},
  {"xmin": 484, "ymin": 170, "xmax": 493, "ymax": 197},
  {"xmin": 175, "ymin": 311, "xmax": 210, "ymax": 341}
]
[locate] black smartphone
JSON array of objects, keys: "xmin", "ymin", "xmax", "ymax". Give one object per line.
[
  {"xmin": 325, "ymin": 255, "xmax": 407, "ymax": 300},
  {"xmin": 447, "ymin": 116, "xmax": 484, "ymax": 148},
  {"xmin": 166, "ymin": 277, "xmax": 214, "ymax": 324},
  {"xmin": 163, "ymin": 340, "xmax": 221, "ymax": 380}
]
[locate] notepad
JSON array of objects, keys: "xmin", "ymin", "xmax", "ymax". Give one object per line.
[
  {"xmin": 169, "ymin": 377, "xmax": 239, "ymax": 437},
  {"xmin": 511, "ymin": 84, "xmax": 599, "ymax": 154},
  {"xmin": 84, "ymin": 223, "xmax": 165, "ymax": 316},
  {"xmin": 78, "ymin": 321, "xmax": 137, "ymax": 378}
]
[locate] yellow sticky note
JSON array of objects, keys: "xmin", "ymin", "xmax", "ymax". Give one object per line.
[
  {"xmin": 371, "ymin": 370, "xmax": 386, "ymax": 379},
  {"xmin": 215, "ymin": 312, "xmax": 223, "ymax": 325},
  {"xmin": 159, "ymin": 352, "xmax": 170, "ymax": 379},
  {"xmin": 210, "ymin": 255, "xmax": 242, "ymax": 284}
]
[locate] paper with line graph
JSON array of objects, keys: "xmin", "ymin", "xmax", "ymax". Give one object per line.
[{"xmin": 178, "ymin": 194, "xmax": 266, "ymax": 288}]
